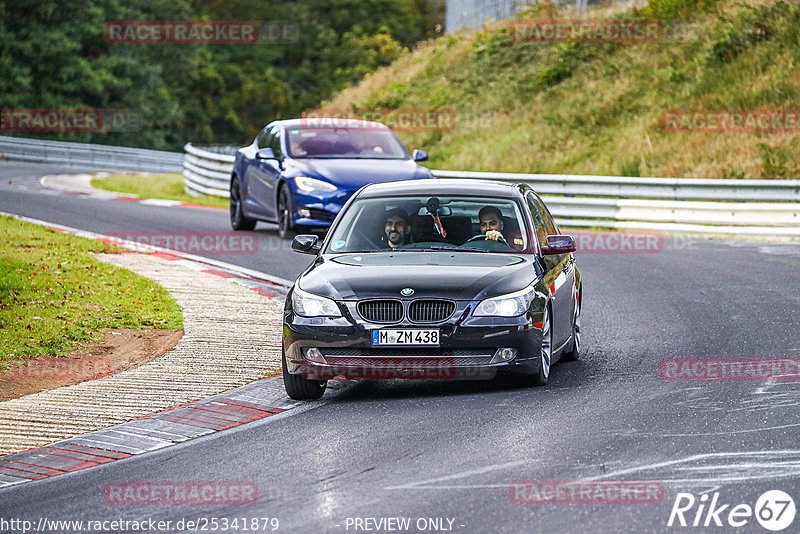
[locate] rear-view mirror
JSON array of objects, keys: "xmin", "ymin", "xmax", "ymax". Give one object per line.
[{"xmin": 417, "ymin": 206, "xmax": 452, "ymax": 216}]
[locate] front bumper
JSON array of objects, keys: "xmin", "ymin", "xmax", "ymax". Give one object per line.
[
  {"xmin": 283, "ymin": 300, "xmax": 544, "ymax": 380},
  {"xmin": 291, "ymin": 188, "xmax": 352, "ymax": 228}
]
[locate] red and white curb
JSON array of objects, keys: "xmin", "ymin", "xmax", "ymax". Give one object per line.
[
  {"xmin": 111, "ymin": 196, "xmax": 225, "ymax": 210},
  {"xmin": 0, "ymin": 376, "xmax": 352, "ymax": 488},
  {"xmin": 0, "ymin": 379, "xmax": 289, "ymax": 486},
  {"xmin": 39, "ymin": 173, "xmax": 226, "ymax": 211}
]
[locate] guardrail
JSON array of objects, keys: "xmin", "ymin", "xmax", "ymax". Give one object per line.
[
  {"xmin": 0, "ymin": 135, "xmax": 182, "ymax": 173},
  {"xmin": 182, "ymin": 143, "xmax": 800, "ymax": 236},
  {"xmin": 432, "ymin": 170, "xmax": 800, "ymax": 203},
  {"xmin": 182, "ymin": 143, "xmax": 235, "ymax": 197},
  {"xmin": 2, "ymin": 137, "xmax": 795, "ymax": 235}
]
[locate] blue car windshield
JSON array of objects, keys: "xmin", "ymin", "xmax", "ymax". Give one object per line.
[
  {"xmin": 286, "ymin": 127, "xmax": 408, "ymax": 159},
  {"xmin": 325, "ymin": 196, "xmax": 531, "ymax": 254}
]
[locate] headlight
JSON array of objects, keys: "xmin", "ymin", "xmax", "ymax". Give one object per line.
[
  {"xmin": 292, "ymin": 285, "xmax": 342, "ymax": 317},
  {"xmin": 473, "ymin": 285, "xmax": 535, "ymax": 317},
  {"xmin": 294, "ymin": 176, "xmax": 337, "ymax": 192}
]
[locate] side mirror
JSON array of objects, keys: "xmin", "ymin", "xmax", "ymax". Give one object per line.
[
  {"xmin": 256, "ymin": 148, "xmax": 276, "ymax": 160},
  {"xmin": 412, "ymin": 149, "xmax": 428, "ymax": 162},
  {"xmin": 292, "ymin": 234, "xmax": 321, "ymax": 255},
  {"xmin": 541, "ymin": 235, "xmax": 576, "ymax": 255}
]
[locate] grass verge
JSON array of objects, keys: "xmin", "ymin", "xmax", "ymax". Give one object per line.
[
  {"xmin": 0, "ymin": 215, "xmax": 183, "ymax": 370},
  {"xmin": 91, "ymin": 173, "xmax": 228, "ymax": 208}
]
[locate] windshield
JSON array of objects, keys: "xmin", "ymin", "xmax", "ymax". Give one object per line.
[
  {"xmin": 325, "ymin": 195, "xmax": 530, "ymax": 254},
  {"xmin": 286, "ymin": 127, "xmax": 408, "ymax": 159}
]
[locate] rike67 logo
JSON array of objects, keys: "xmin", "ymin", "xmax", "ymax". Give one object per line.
[{"xmin": 668, "ymin": 490, "xmax": 795, "ymax": 531}]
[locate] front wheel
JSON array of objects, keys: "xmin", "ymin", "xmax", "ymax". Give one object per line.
[
  {"xmin": 230, "ymin": 176, "xmax": 257, "ymax": 231},
  {"xmin": 282, "ymin": 349, "xmax": 326, "ymax": 400},
  {"xmin": 277, "ymin": 184, "xmax": 294, "ymax": 240},
  {"xmin": 528, "ymin": 305, "xmax": 552, "ymax": 386}
]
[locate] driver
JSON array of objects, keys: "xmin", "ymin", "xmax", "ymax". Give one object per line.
[
  {"xmin": 382, "ymin": 208, "xmax": 412, "ymax": 248},
  {"xmin": 478, "ymin": 206, "xmax": 505, "ymax": 241}
]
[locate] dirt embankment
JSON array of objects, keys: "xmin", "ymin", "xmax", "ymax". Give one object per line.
[{"xmin": 0, "ymin": 328, "xmax": 183, "ymax": 401}]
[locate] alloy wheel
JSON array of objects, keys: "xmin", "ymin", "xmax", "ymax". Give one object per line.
[{"xmin": 540, "ymin": 306, "xmax": 552, "ymax": 379}]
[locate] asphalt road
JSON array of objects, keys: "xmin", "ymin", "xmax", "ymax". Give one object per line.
[{"xmin": 1, "ymin": 161, "xmax": 799, "ymax": 533}]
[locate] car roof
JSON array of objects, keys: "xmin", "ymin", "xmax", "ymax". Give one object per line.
[
  {"xmin": 357, "ymin": 178, "xmax": 525, "ymax": 199},
  {"xmin": 273, "ymin": 118, "xmax": 391, "ymax": 130}
]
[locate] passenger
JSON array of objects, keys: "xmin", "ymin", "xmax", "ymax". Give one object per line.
[
  {"xmin": 382, "ymin": 208, "xmax": 412, "ymax": 249},
  {"xmin": 478, "ymin": 206, "xmax": 505, "ymax": 241}
]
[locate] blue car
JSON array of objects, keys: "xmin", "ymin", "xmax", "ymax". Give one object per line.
[{"xmin": 230, "ymin": 118, "xmax": 433, "ymax": 238}]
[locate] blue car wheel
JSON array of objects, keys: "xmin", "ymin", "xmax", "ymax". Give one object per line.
[
  {"xmin": 278, "ymin": 183, "xmax": 294, "ymax": 239},
  {"xmin": 230, "ymin": 176, "xmax": 257, "ymax": 231}
]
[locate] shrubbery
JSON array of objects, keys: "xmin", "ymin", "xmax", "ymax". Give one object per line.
[{"xmin": 0, "ymin": 0, "xmax": 443, "ymax": 150}]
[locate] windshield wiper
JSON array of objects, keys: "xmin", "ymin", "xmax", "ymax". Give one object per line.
[
  {"xmin": 456, "ymin": 246, "xmax": 491, "ymax": 253},
  {"xmin": 390, "ymin": 245, "xmax": 456, "ymax": 252},
  {"xmin": 391, "ymin": 245, "xmax": 489, "ymax": 253}
]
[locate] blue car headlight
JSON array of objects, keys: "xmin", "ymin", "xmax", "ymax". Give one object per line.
[
  {"xmin": 294, "ymin": 176, "xmax": 337, "ymax": 192},
  {"xmin": 474, "ymin": 285, "xmax": 535, "ymax": 317},
  {"xmin": 292, "ymin": 285, "xmax": 342, "ymax": 317}
]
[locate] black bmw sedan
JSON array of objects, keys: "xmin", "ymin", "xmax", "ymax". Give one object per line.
[{"xmin": 282, "ymin": 179, "xmax": 582, "ymax": 399}]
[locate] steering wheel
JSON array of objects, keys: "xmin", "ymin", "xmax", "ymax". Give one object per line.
[{"xmin": 465, "ymin": 233, "xmax": 509, "ymax": 246}]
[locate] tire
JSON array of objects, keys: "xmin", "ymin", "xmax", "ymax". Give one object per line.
[
  {"xmin": 562, "ymin": 291, "xmax": 581, "ymax": 362},
  {"xmin": 528, "ymin": 304, "xmax": 552, "ymax": 386},
  {"xmin": 277, "ymin": 183, "xmax": 294, "ymax": 240},
  {"xmin": 282, "ymin": 348, "xmax": 326, "ymax": 400},
  {"xmin": 230, "ymin": 176, "xmax": 257, "ymax": 231}
]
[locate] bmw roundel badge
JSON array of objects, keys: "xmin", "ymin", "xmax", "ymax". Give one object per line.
[{"xmin": 401, "ymin": 288, "xmax": 414, "ymax": 296}]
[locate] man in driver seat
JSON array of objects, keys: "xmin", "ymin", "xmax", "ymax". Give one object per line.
[{"xmin": 478, "ymin": 206, "xmax": 504, "ymax": 241}]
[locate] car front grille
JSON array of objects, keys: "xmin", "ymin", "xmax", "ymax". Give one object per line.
[
  {"xmin": 357, "ymin": 299, "xmax": 456, "ymax": 323},
  {"xmin": 409, "ymin": 300, "xmax": 455, "ymax": 322},
  {"xmin": 358, "ymin": 300, "xmax": 403, "ymax": 323}
]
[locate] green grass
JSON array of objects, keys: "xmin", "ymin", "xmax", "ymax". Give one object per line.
[
  {"xmin": 323, "ymin": 0, "xmax": 800, "ymax": 179},
  {"xmin": 91, "ymin": 173, "xmax": 228, "ymax": 208},
  {"xmin": 0, "ymin": 216, "xmax": 183, "ymax": 370}
]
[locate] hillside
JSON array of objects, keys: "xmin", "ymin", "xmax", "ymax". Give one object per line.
[{"xmin": 319, "ymin": 0, "xmax": 800, "ymax": 179}]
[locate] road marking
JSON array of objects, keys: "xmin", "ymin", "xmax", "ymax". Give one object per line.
[
  {"xmin": 385, "ymin": 459, "xmax": 532, "ymax": 490},
  {"xmin": 385, "ymin": 451, "xmax": 800, "ymax": 491}
]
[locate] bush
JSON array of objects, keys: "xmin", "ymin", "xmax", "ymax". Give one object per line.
[
  {"xmin": 620, "ymin": 157, "xmax": 642, "ymax": 177},
  {"xmin": 645, "ymin": 0, "xmax": 719, "ymax": 20},
  {"xmin": 758, "ymin": 141, "xmax": 797, "ymax": 179}
]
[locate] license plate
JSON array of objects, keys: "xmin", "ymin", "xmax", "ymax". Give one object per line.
[{"xmin": 372, "ymin": 329, "xmax": 439, "ymax": 346}]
